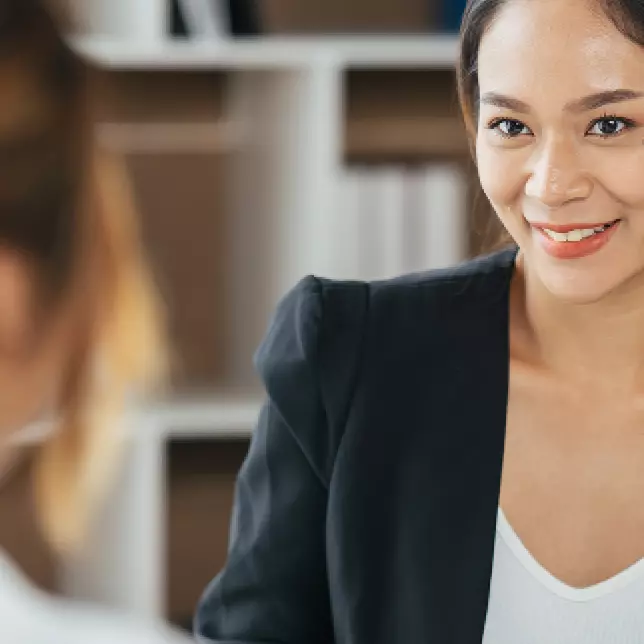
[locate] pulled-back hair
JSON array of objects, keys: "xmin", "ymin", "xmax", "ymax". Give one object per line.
[{"xmin": 0, "ymin": 0, "xmax": 167, "ymax": 551}]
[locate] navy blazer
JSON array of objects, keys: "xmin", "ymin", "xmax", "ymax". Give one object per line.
[{"xmin": 195, "ymin": 245, "xmax": 519, "ymax": 643}]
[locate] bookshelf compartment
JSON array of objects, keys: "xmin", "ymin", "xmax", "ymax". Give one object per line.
[
  {"xmin": 126, "ymin": 151, "xmax": 232, "ymax": 390},
  {"xmin": 166, "ymin": 438, "xmax": 249, "ymax": 627},
  {"xmin": 259, "ymin": 0, "xmax": 440, "ymax": 34},
  {"xmin": 93, "ymin": 70, "xmax": 230, "ymax": 125},
  {"xmin": 344, "ymin": 68, "xmax": 468, "ymax": 161},
  {"xmin": 0, "ymin": 453, "xmax": 56, "ymax": 592}
]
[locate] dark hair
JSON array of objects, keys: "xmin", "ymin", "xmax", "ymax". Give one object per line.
[
  {"xmin": 0, "ymin": 1, "xmax": 84, "ymax": 304},
  {"xmin": 457, "ymin": 0, "xmax": 644, "ymax": 140},
  {"xmin": 457, "ymin": 0, "xmax": 644, "ymax": 251},
  {"xmin": 0, "ymin": 1, "xmax": 167, "ymax": 551}
]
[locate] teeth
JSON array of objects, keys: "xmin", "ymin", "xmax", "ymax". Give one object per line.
[
  {"xmin": 543, "ymin": 226, "xmax": 607, "ymax": 242},
  {"xmin": 567, "ymin": 229, "xmax": 583, "ymax": 242}
]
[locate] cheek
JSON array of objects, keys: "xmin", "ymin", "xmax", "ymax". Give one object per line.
[
  {"xmin": 592, "ymin": 151, "xmax": 644, "ymax": 210},
  {"xmin": 476, "ymin": 142, "xmax": 526, "ymax": 218}
]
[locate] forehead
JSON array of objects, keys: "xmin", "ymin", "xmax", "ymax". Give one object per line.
[{"xmin": 477, "ymin": 0, "xmax": 644, "ymax": 101}]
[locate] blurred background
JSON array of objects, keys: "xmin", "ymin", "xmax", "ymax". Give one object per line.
[{"xmin": 0, "ymin": 0, "xmax": 502, "ymax": 635}]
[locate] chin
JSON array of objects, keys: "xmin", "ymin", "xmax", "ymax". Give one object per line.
[{"xmin": 531, "ymin": 253, "xmax": 643, "ymax": 305}]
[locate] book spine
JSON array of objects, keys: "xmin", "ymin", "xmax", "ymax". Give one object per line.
[
  {"xmin": 419, "ymin": 163, "xmax": 468, "ymax": 269},
  {"xmin": 337, "ymin": 167, "xmax": 367, "ymax": 280},
  {"xmin": 372, "ymin": 166, "xmax": 406, "ymax": 279},
  {"xmin": 177, "ymin": 0, "xmax": 227, "ymax": 38}
]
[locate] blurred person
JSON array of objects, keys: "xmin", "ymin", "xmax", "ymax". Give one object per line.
[
  {"xmin": 196, "ymin": 0, "xmax": 644, "ymax": 642},
  {"xmin": 0, "ymin": 0, "xmax": 189, "ymax": 641}
]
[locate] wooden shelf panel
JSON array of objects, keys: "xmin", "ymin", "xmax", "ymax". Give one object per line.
[
  {"xmin": 344, "ymin": 69, "xmax": 468, "ymax": 159},
  {"xmin": 259, "ymin": 0, "xmax": 439, "ymax": 34},
  {"xmin": 92, "ymin": 69, "xmax": 230, "ymax": 123},
  {"xmin": 126, "ymin": 152, "xmax": 231, "ymax": 389},
  {"xmin": 166, "ymin": 439, "xmax": 249, "ymax": 624},
  {"xmin": 96, "ymin": 122, "xmax": 241, "ymax": 154},
  {"xmin": 346, "ymin": 115, "xmax": 468, "ymax": 159}
]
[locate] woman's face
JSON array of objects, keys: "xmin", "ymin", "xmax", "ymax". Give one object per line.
[{"xmin": 476, "ymin": 0, "xmax": 644, "ymax": 303}]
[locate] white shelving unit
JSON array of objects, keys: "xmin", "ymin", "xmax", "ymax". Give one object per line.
[
  {"xmin": 73, "ymin": 34, "xmax": 460, "ymax": 387},
  {"xmin": 71, "ymin": 1, "xmax": 169, "ymax": 42},
  {"xmin": 60, "ymin": 397, "xmax": 261, "ymax": 620},
  {"xmin": 60, "ymin": 28, "xmax": 467, "ymax": 624},
  {"xmin": 74, "ymin": 35, "xmax": 459, "ymax": 69}
]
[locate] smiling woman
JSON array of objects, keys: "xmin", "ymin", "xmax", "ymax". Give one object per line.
[{"xmin": 193, "ymin": 1, "xmax": 644, "ymax": 643}]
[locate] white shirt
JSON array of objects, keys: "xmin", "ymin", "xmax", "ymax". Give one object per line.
[
  {"xmin": 0, "ymin": 550, "xmax": 188, "ymax": 644},
  {"xmin": 482, "ymin": 508, "xmax": 644, "ymax": 643}
]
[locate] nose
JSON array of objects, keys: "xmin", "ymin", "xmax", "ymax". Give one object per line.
[{"xmin": 524, "ymin": 135, "xmax": 593, "ymax": 207}]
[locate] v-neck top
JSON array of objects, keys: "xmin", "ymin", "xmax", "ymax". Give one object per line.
[{"xmin": 483, "ymin": 507, "xmax": 644, "ymax": 643}]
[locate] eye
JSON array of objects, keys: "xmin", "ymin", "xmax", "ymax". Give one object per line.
[
  {"xmin": 487, "ymin": 118, "xmax": 532, "ymax": 139},
  {"xmin": 587, "ymin": 115, "xmax": 636, "ymax": 137}
]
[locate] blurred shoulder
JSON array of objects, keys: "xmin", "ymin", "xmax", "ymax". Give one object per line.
[{"xmin": 0, "ymin": 550, "xmax": 188, "ymax": 644}]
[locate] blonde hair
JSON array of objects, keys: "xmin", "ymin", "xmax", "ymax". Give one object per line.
[{"xmin": 34, "ymin": 146, "xmax": 168, "ymax": 552}]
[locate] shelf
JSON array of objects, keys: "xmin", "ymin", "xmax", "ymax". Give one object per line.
[
  {"xmin": 9, "ymin": 397, "xmax": 261, "ymax": 447},
  {"xmin": 346, "ymin": 115, "xmax": 468, "ymax": 159},
  {"xmin": 142, "ymin": 395, "xmax": 262, "ymax": 440},
  {"xmin": 96, "ymin": 121, "xmax": 242, "ymax": 153},
  {"xmin": 73, "ymin": 34, "xmax": 459, "ymax": 70}
]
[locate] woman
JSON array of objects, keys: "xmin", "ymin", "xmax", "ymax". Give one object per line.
[
  {"xmin": 0, "ymin": 1, "xmax": 187, "ymax": 641},
  {"xmin": 196, "ymin": 0, "xmax": 644, "ymax": 641}
]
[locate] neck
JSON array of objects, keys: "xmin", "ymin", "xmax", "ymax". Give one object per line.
[{"xmin": 512, "ymin": 255, "xmax": 644, "ymax": 393}]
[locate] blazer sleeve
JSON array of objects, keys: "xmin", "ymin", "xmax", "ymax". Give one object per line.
[{"xmin": 194, "ymin": 275, "xmax": 367, "ymax": 644}]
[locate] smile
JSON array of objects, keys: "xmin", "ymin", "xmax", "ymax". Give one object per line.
[
  {"xmin": 540, "ymin": 220, "xmax": 619, "ymax": 243},
  {"xmin": 531, "ymin": 219, "xmax": 621, "ymax": 260}
]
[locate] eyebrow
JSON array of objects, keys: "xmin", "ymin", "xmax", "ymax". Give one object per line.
[{"xmin": 479, "ymin": 89, "xmax": 644, "ymax": 114}]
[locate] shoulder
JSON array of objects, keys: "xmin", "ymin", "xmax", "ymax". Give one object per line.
[
  {"xmin": 363, "ymin": 245, "xmax": 517, "ymax": 321},
  {"xmin": 253, "ymin": 246, "xmax": 516, "ymax": 477},
  {"xmin": 263, "ymin": 245, "xmax": 516, "ymax": 334},
  {"xmin": 49, "ymin": 601, "xmax": 188, "ymax": 644},
  {"xmin": 0, "ymin": 551, "xmax": 187, "ymax": 644},
  {"xmin": 256, "ymin": 245, "xmax": 517, "ymax": 377}
]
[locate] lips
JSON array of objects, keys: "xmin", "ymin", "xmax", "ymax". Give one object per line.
[{"xmin": 531, "ymin": 218, "xmax": 621, "ymax": 260}]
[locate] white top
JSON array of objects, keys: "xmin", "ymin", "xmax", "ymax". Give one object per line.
[
  {"xmin": 482, "ymin": 508, "xmax": 644, "ymax": 643},
  {"xmin": 0, "ymin": 550, "xmax": 188, "ymax": 644}
]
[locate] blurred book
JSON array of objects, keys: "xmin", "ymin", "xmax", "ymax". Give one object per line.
[
  {"xmin": 439, "ymin": 0, "xmax": 467, "ymax": 32},
  {"xmin": 176, "ymin": 0, "xmax": 230, "ymax": 38},
  {"xmin": 371, "ymin": 166, "xmax": 406, "ymax": 279},
  {"xmin": 336, "ymin": 167, "xmax": 368, "ymax": 281},
  {"xmin": 260, "ymin": 0, "xmax": 436, "ymax": 34},
  {"xmin": 170, "ymin": 0, "xmax": 190, "ymax": 36},
  {"xmin": 401, "ymin": 166, "xmax": 426, "ymax": 274},
  {"xmin": 414, "ymin": 163, "xmax": 467, "ymax": 269},
  {"xmin": 228, "ymin": 0, "xmax": 261, "ymax": 35},
  {"xmin": 336, "ymin": 163, "xmax": 467, "ymax": 281}
]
